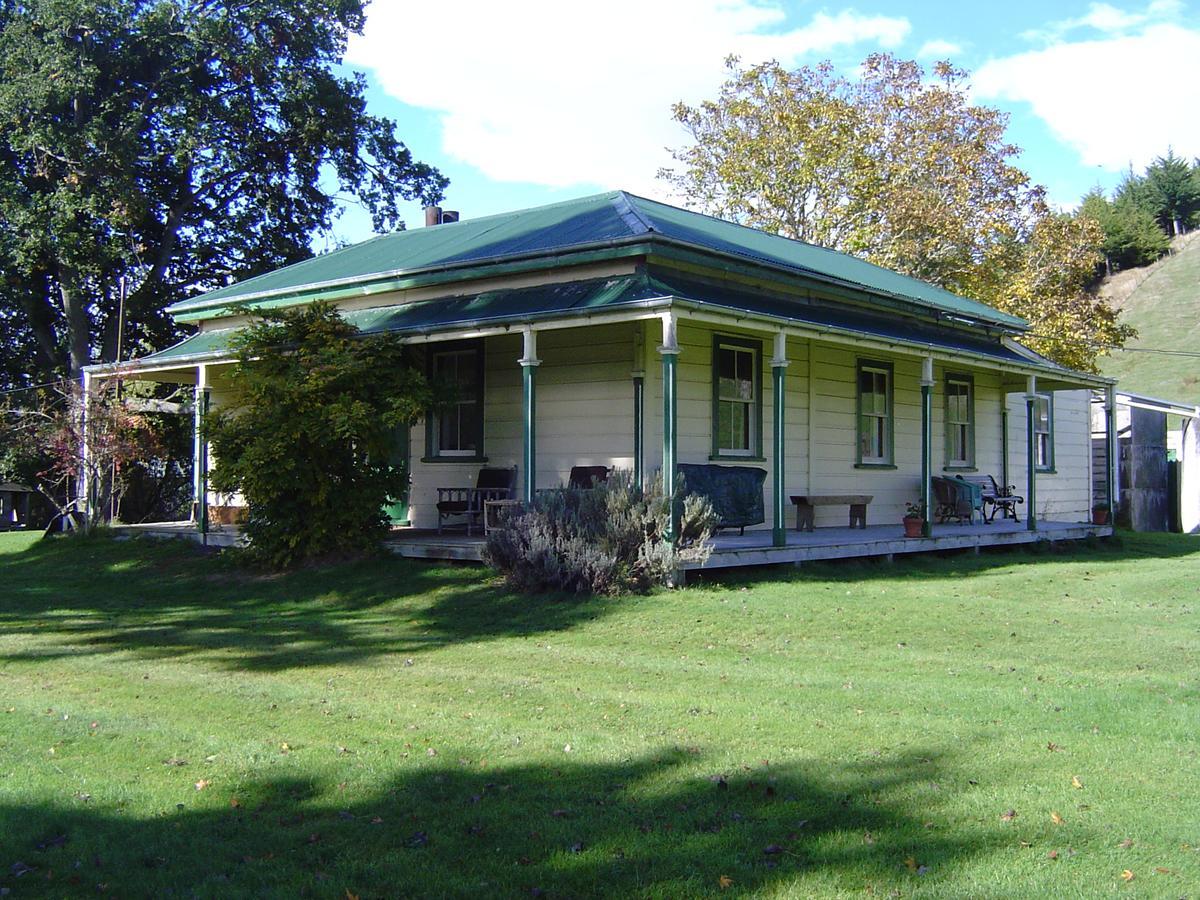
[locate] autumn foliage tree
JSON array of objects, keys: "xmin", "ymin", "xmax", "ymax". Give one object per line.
[{"xmin": 661, "ymin": 55, "xmax": 1133, "ymax": 371}]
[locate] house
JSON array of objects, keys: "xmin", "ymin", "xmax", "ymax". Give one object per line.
[{"xmin": 89, "ymin": 191, "xmax": 1118, "ymax": 568}]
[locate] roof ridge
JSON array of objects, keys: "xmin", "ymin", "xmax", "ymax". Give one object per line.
[{"xmin": 609, "ymin": 191, "xmax": 656, "ymax": 237}]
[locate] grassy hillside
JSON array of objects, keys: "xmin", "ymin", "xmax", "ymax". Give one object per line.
[{"xmin": 1101, "ymin": 232, "xmax": 1200, "ymax": 404}]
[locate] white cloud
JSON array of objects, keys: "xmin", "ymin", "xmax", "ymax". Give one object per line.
[
  {"xmin": 347, "ymin": 2, "xmax": 910, "ymax": 196},
  {"xmin": 975, "ymin": 20, "xmax": 1200, "ymax": 174},
  {"xmin": 1021, "ymin": 0, "xmax": 1184, "ymax": 41},
  {"xmin": 916, "ymin": 38, "xmax": 964, "ymax": 59}
]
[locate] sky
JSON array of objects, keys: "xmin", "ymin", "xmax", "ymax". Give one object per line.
[{"xmin": 325, "ymin": 0, "xmax": 1200, "ymax": 246}]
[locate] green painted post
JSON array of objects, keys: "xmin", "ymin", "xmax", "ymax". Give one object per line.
[
  {"xmin": 1001, "ymin": 408, "xmax": 1010, "ymax": 491},
  {"xmin": 1026, "ymin": 391, "xmax": 1038, "ymax": 531},
  {"xmin": 632, "ymin": 374, "xmax": 645, "ymax": 491},
  {"xmin": 659, "ymin": 313, "xmax": 680, "ymax": 544},
  {"xmin": 771, "ymin": 332, "xmax": 788, "ymax": 548},
  {"xmin": 920, "ymin": 357, "xmax": 934, "ymax": 537}
]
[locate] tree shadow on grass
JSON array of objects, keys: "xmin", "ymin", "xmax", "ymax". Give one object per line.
[
  {"xmin": 0, "ymin": 534, "xmax": 619, "ymax": 672},
  {"xmin": 0, "ymin": 746, "xmax": 1002, "ymax": 898}
]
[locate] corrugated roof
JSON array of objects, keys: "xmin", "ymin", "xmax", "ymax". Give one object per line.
[
  {"xmin": 137, "ymin": 271, "xmax": 1066, "ymax": 377},
  {"xmin": 165, "ymin": 191, "xmax": 1027, "ymax": 330}
]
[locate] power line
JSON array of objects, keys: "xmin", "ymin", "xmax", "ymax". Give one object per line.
[{"xmin": 0, "ymin": 379, "xmax": 69, "ymax": 397}]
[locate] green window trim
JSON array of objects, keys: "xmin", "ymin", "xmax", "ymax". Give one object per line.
[
  {"xmin": 855, "ymin": 358, "xmax": 894, "ymax": 467},
  {"xmin": 425, "ymin": 338, "xmax": 486, "ymax": 460},
  {"xmin": 711, "ymin": 334, "xmax": 764, "ymax": 459},
  {"xmin": 1034, "ymin": 392, "xmax": 1055, "ymax": 472},
  {"xmin": 943, "ymin": 371, "xmax": 975, "ymax": 469}
]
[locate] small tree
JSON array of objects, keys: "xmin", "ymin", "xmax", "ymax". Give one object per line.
[
  {"xmin": 0, "ymin": 378, "xmax": 161, "ymax": 532},
  {"xmin": 206, "ymin": 302, "xmax": 431, "ymax": 568}
]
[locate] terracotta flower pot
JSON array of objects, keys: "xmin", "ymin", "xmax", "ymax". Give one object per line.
[
  {"xmin": 1092, "ymin": 508, "xmax": 1110, "ymax": 526},
  {"xmin": 903, "ymin": 516, "xmax": 924, "ymax": 538}
]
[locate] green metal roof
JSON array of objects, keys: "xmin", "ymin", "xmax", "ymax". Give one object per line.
[
  {"xmin": 165, "ymin": 191, "xmax": 1028, "ymax": 330},
  {"xmin": 134, "ymin": 271, "xmax": 1086, "ymax": 382}
]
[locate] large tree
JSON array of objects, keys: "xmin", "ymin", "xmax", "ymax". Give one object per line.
[
  {"xmin": 0, "ymin": 0, "xmax": 446, "ymax": 388},
  {"xmin": 662, "ymin": 55, "xmax": 1132, "ymax": 371}
]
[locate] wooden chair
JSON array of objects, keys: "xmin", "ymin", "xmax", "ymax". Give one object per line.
[
  {"xmin": 567, "ymin": 466, "xmax": 609, "ymax": 490},
  {"xmin": 436, "ymin": 466, "xmax": 517, "ymax": 535},
  {"xmin": 932, "ymin": 476, "xmax": 975, "ymax": 525}
]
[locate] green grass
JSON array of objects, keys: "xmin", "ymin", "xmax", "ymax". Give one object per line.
[
  {"xmin": 0, "ymin": 531, "xmax": 1197, "ymax": 898},
  {"xmin": 1102, "ymin": 234, "xmax": 1200, "ymax": 403}
]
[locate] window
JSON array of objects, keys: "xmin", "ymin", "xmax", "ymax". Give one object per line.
[
  {"xmin": 944, "ymin": 373, "xmax": 974, "ymax": 468},
  {"xmin": 712, "ymin": 336, "xmax": 761, "ymax": 457},
  {"xmin": 856, "ymin": 360, "xmax": 893, "ymax": 465},
  {"xmin": 427, "ymin": 340, "xmax": 484, "ymax": 458},
  {"xmin": 1034, "ymin": 393, "xmax": 1054, "ymax": 471}
]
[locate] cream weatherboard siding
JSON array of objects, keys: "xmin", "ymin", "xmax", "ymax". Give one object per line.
[
  {"xmin": 375, "ymin": 317, "xmax": 1094, "ymax": 531},
  {"xmin": 405, "ymin": 323, "xmax": 638, "ymax": 529}
]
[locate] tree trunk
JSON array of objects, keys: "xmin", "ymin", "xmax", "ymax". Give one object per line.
[{"xmin": 57, "ymin": 262, "xmax": 92, "ymax": 378}]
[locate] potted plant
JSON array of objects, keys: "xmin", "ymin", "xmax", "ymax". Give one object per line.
[
  {"xmin": 1091, "ymin": 502, "xmax": 1111, "ymax": 525},
  {"xmin": 903, "ymin": 501, "xmax": 925, "ymax": 538}
]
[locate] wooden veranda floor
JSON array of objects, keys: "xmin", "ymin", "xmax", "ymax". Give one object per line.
[
  {"xmin": 385, "ymin": 519, "xmax": 1112, "ymax": 569},
  {"xmin": 112, "ymin": 518, "xmax": 1113, "ymax": 571}
]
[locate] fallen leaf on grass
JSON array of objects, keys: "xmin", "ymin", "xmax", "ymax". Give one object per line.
[
  {"xmin": 229, "ymin": 798, "xmax": 240, "ymax": 809},
  {"xmin": 345, "ymin": 891, "xmax": 360, "ymax": 900},
  {"xmin": 1154, "ymin": 867, "xmax": 1172, "ymax": 875},
  {"xmin": 1000, "ymin": 809, "xmax": 1017, "ymax": 821},
  {"xmin": 1051, "ymin": 811, "xmax": 1065, "ymax": 826},
  {"xmin": 1121, "ymin": 869, "xmax": 1135, "ymax": 882},
  {"xmin": 1071, "ymin": 775, "xmax": 1083, "ymax": 789},
  {"xmin": 1047, "ymin": 742, "xmax": 1062, "ymax": 752},
  {"xmin": 1047, "ymin": 850, "xmax": 1059, "ymax": 860},
  {"xmin": 718, "ymin": 875, "xmax": 733, "ymax": 888},
  {"xmin": 194, "ymin": 779, "xmax": 211, "ymax": 791},
  {"xmin": 1118, "ymin": 838, "xmax": 1133, "ymax": 849}
]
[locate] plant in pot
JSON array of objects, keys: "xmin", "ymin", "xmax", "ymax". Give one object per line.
[
  {"xmin": 1092, "ymin": 502, "xmax": 1111, "ymax": 525},
  {"xmin": 903, "ymin": 501, "xmax": 925, "ymax": 538}
]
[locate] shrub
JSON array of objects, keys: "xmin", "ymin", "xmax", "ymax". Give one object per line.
[
  {"xmin": 207, "ymin": 302, "xmax": 431, "ymax": 568},
  {"xmin": 483, "ymin": 470, "xmax": 717, "ymax": 594}
]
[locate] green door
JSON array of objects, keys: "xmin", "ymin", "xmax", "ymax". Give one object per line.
[{"xmin": 385, "ymin": 422, "xmax": 412, "ymax": 526}]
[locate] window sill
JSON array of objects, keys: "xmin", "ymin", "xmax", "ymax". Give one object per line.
[
  {"xmin": 420, "ymin": 455, "xmax": 489, "ymax": 464},
  {"xmin": 855, "ymin": 463, "xmax": 897, "ymax": 470},
  {"xmin": 1035, "ymin": 467, "xmax": 1056, "ymax": 474},
  {"xmin": 943, "ymin": 465, "xmax": 977, "ymax": 473},
  {"xmin": 708, "ymin": 455, "xmax": 767, "ymax": 462}
]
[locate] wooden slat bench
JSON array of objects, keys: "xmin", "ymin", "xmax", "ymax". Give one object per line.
[{"xmin": 790, "ymin": 494, "xmax": 873, "ymax": 532}]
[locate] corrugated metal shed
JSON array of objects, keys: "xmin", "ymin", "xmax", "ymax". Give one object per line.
[{"xmin": 165, "ymin": 191, "xmax": 1027, "ymax": 330}]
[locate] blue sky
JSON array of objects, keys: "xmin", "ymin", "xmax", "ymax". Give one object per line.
[{"xmin": 325, "ymin": 0, "xmax": 1200, "ymax": 246}]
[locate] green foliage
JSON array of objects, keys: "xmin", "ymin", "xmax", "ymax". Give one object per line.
[
  {"xmin": 483, "ymin": 471, "xmax": 718, "ymax": 594},
  {"xmin": 206, "ymin": 302, "xmax": 430, "ymax": 568},
  {"xmin": 1143, "ymin": 150, "xmax": 1200, "ymax": 235},
  {"xmin": 662, "ymin": 54, "xmax": 1132, "ymax": 372},
  {"xmin": 0, "ymin": 0, "xmax": 445, "ymax": 388},
  {"xmin": 1078, "ymin": 188, "xmax": 1170, "ymax": 272}
]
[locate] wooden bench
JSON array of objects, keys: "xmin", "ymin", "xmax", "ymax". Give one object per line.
[{"xmin": 790, "ymin": 494, "xmax": 873, "ymax": 532}]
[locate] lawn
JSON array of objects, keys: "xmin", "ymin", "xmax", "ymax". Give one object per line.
[{"xmin": 0, "ymin": 531, "xmax": 1197, "ymax": 898}]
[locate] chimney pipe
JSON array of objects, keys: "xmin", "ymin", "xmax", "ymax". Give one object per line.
[
  {"xmin": 440, "ymin": 210, "xmax": 460, "ymax": 224},
  {"xmin": 424, "ymin": 205, "xmax": 442, "ymax": 227}
]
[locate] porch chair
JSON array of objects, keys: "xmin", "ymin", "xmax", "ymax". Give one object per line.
[
  {"xmin": 953, "ymin": 474, "xmax": 1024, "ymax": 523},
  {"xmin": 932, "ymin": 476, "xmax": 979, "ymax": 525},
  {"xmin": 436, "ymin": 466, "xmax": 517, "ymax": 535},
  {"xmin": 567, "ymin": 465, "xmax": 610, "ymax": 490}
]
